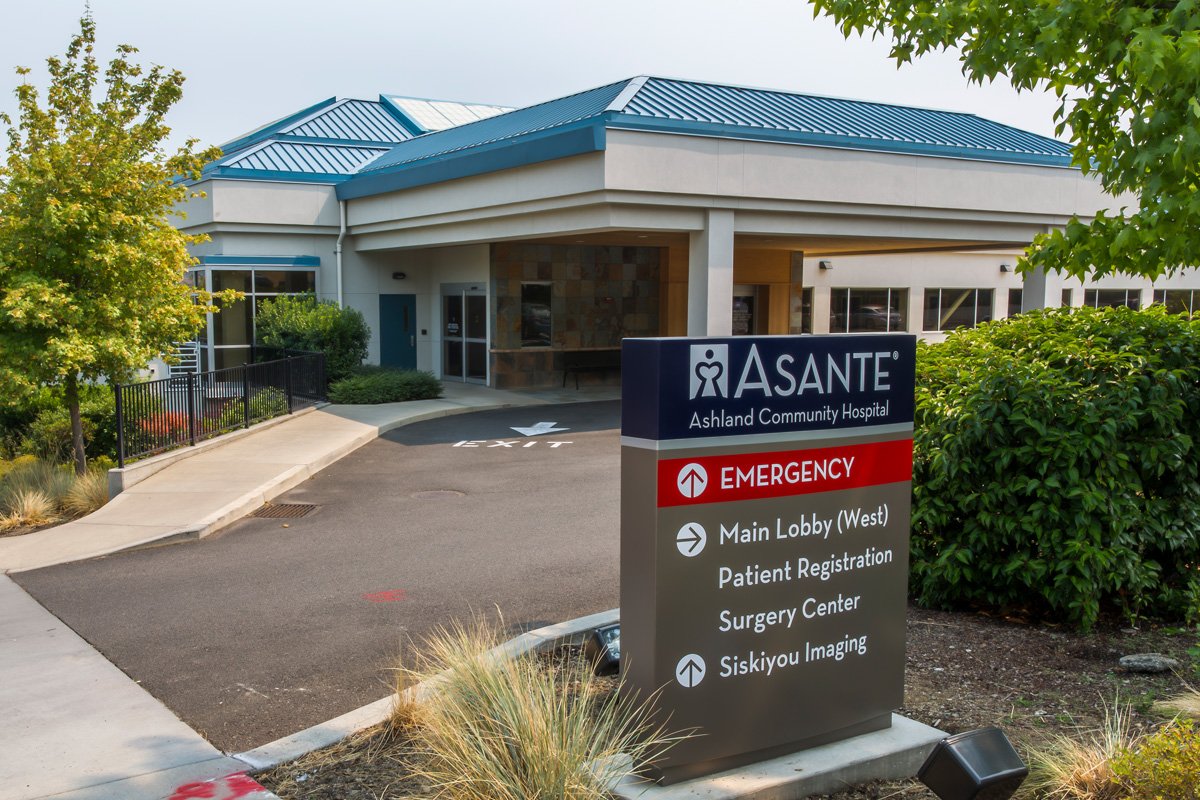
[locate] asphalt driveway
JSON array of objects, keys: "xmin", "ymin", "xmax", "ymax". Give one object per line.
[{"xmin": 15, "ymin": 401, "xmax": 621, "ymax": 753}]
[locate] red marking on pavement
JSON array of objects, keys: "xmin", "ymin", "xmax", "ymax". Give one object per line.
[
  {"xmin": 168, "ymin": 772, "xmax": 271, "ymax": 800},
  {"xmin": 657, "ymin": 438, "xmax": 913, "ymax": 507},
  {"xmin": 363, "ymin": 588, "xmax": 408, "ymax": 603}
]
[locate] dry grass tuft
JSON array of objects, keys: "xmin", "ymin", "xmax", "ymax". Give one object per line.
[
  {"xmin": 0, "ymin": 488, "xmax": 59, "ymax": 531},
  {"xmin": 1153, "ymin": 683, "xmax": 1200, "ymax": 721},
  {"xmin": 64, "ymin": 469, "xmax": 109, "ymax": 516},
  {"xmin": 397, "ymin": 615, "xmax": 686, "ymax": 800},
  {"xmin": 1018, "ymin": 701, "xmax": 1138, "ymax": 800}
]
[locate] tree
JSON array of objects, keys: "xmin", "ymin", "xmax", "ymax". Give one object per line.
[
  {"xmin": 810, "ymin": 0, "xmax": 1200, "ymax": 281},
  {"xmin": 0, "ymin": 15, "xmax": 231, "ymax": 474}
]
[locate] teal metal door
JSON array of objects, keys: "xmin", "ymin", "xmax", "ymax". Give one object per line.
[{"xmin": 379, "ymin": 294, "xmax": 417, "ymax": 370}]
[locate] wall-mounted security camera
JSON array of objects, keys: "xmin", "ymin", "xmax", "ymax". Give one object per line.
[{"xmin": 818, "ymin": 260, "xmax": 833, "ymax": 270}]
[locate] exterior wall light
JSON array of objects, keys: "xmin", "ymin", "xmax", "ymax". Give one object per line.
[
  {"xmin": 999, "ymin": 264, "xmax": 1012, "ymax": 273},
  {"xmin": 917, "ymin": 727, "xmax": 1028, "ymax": 800},
  {"xmin": 584, "ymin": 623, "xmax": 620, "ymax": 676},
  {"xmin": 392, "ymin": 272, "xmax": 407, "ymax": 280},
  {"xmin": 818, "ymin": 260, "xmax": 833, "ymax": 270}
]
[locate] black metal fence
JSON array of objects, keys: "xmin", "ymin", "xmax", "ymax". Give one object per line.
[{"xmin": 114, "ymin": 351, "xmax": 326, "ymax": 467}]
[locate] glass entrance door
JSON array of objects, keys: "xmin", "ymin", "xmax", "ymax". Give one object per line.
[{"xmin": 442, "ymin": 286, "xmax": 488, "ymax": 383}]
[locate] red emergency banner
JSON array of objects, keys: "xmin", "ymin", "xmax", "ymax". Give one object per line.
[{"xmin": 657, "ymin": 438, "xmax": 913, "ymax": 507}]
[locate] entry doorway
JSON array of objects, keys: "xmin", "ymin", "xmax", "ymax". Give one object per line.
[
  {"xmin": 379, "ymin": 294, "xmax": 417, "ymax": 370},
  {"xmin": 442, "ymin": 284, "xmax": 488, "ymax": 383}
]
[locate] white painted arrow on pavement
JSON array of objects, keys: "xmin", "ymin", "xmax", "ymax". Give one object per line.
[{"xmin": 510, "ymin": 421, "xmax": 570, "ymax": 437}]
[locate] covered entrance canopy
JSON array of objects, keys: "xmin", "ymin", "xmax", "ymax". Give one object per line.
[{"xmin": 334, "ymin": 77, "xmax": 1111, "ymax": 387}]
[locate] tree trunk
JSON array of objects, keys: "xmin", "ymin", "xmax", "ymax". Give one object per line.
[{"xmin": 65, "ymin": 374, "xmax": 87, "ymax": 476}]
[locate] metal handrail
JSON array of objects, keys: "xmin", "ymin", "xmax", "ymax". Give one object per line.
[{"xmin": 114, "ymin": 350, "xmax": 326, "ymax": 467}]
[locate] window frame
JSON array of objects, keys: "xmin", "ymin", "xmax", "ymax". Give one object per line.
[{"xmin": 922, "ymin": 287, "xmax": 994, "ymax": 332}]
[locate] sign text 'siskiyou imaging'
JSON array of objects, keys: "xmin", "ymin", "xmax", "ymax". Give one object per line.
[{"xmin": 620, "ymin": 335, "xmax": 916, "ymax": 784}]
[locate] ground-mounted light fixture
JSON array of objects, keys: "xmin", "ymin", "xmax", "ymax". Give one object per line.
[
  {"xmin": 392, "ymin": 271, "xmax": 407, "ymax": 280},
  {"xmin": 584, "ymin": 622, "xmax": 620, "ymax": 676},
  {"xmin": 999, "ymin": 264, "xmax": 1012, "ymax": 273},
  {"xmin": 818, "ymin": 260, "xmax": 833, "ymax": 270},
  {"xmin": 917, "ymin": 727, "xmax": 1028, "ymax": 800}
]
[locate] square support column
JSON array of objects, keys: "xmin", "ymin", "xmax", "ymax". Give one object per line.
[
  {"xmin": 1021, "ymin": 265, "xmax": 1063, "ymax": 312},
  {"xmin": 688, "ymin": 209, "xmax": 735, "ymax": 336}
]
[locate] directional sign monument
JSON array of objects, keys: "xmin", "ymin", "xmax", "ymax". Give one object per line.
[{"xmin": 620, "ymin": 334, "xmax": 916, "ymax": 783}]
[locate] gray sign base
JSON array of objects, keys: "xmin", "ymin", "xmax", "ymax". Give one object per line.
[{"xmin": 611, "ymin": 714, "xmax": 945, "ymax": 800}]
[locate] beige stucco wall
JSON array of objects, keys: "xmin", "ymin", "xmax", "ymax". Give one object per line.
[
  {"xmin": 603, "ymin": 129, "xmax": 1117, "ymax": 222},
  {"xmin": 342, "ymin": 245, "xmax": 489, "ymax": 374}
]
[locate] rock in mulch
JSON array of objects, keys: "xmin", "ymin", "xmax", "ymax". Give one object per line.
[{"xmin": 1119, "ymin": 653, "xmax": 1180, "ymax": 673}]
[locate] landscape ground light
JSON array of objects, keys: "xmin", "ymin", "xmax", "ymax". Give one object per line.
[
  {"xmin": 585, "ymin": 623, "xmax": 620, "ymax": 675},
  {"xmin": 917, "ymin": 727, "xmax": 1028, "ymax": 800}
]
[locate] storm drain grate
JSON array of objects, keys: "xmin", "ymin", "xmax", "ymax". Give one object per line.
[{"xmin": 251, "ymin": 503, "xmax": 318, "ymax": 519}]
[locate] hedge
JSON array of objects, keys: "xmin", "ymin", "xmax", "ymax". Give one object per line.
[
  {"xmin": 328, "ymin": 367, "xmax": 442, "ymax": 404},
  {"xmin": 911, "ymin": 306, "xmax": 1200, "ymax": 629}
]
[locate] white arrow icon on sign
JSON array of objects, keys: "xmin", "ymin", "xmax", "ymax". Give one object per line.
[
  {"xmin": 510, "ymin": 421, "xmax": 570, "ymax": 437},
  {"xmin": 675, "ymin": 654, "xmax": 706, "ymax": 688},
  {"xmin": 676, "ymin": 463, "xmax": 708, "ymax": 498},
  {"xmin": 676, "ymin": 523, "xmax": 707, "ymax": 557}
]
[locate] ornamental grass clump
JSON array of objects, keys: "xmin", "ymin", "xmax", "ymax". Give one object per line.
[
  {"xmin": 63, "ymin": 469, "xmax": 109, "ymax": 517},
  {"xmin": 912, "ymin": 306, "xmax": 1200, "ymax": 629},
  {"xmin": 0, "ymin": 456, "xmax": 109, "ymax": 530},
  {"xmin": 1018, "ymin": 702, "xmax": 1137, "ymax": 800},
  {"xmin": 397, "ymin": 617, "xmax": 684, "ymax": 800}
]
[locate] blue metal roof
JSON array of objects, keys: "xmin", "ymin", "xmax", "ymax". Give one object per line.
[
  {"xmin": 359, "ymin": 80, "xmax": 630, "ymax": 173},
  {"xmin": 204, "ymin": 97, "xmax": 414, "ymax": 183},
  {"xmin": 342, "ymin": 76, "xmax": 1073, "ymax": 199},
  {"xmin": 283, "ymin": 99, "xmax": 413, "ymax": 143},
  {"xmin": 616, "ymin": 78, "xmax": 1070, "ymax": 161},
  {"xmin": 223, "ymin": 141, "xmax": 390, "ymax": 175}
]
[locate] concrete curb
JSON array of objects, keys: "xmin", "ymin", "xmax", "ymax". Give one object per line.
[{"xmin": 233, "ymin": 608, "xmax": 620, "ymax": 771}]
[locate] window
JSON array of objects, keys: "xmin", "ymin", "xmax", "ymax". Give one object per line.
[
  {"xmin": 830, "ymin": 288, "xmax": 908, "ymax": 333},
  {"xmin": 923, "ymin": 288, "xmax": 993, "ymax": 331},
  {"xmin": 1061, "ymin": 288, "xmax": 1074, "ymax": 307},
  {"xmin": 1153, "ymin": 289, "xmax": 1198, "ymax": 315},
  {"xmin": 520, "ymin": 282, "xmax": 552, "ymax": 347},
  {"xmin": 1083, "ymin": 289, "xmax": 1140, "ymax": 309},
  {"xmin": 1007, "ymin": 288, "xmax": 1023, "ymax": 318},
  {"xmin": 187, "ymin": 266, "xmax": 317, "ymax": 370}
]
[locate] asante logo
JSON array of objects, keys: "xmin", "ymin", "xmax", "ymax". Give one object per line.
[
  {"xmin": 689, "ymin": 345, "xmax": 729, "ymax": 399},
  {"xmin": 689, "ymin": 343, "xmax": 897, "ymax": 401}
]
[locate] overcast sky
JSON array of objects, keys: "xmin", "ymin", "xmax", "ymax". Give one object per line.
[{"xmin": 1, "ymin": 0, "xmax": 1065, "ymax": 154}]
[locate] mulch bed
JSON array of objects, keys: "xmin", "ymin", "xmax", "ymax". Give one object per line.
[{"xmin": 256, "ymin": 605, "xmax": 1197, "ymax": 799}]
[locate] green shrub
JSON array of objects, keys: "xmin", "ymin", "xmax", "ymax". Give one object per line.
[
  {"xmin": 0, "ymin": 387, "xmax": 59, "ymax": 458},
  {"xmin": 328, "ymin": 367, "xmax": 441, "ymax": 404},
  {"xmin": 254, "ymin": 295, "xmax": 369, "ymax": 382},
  {"xmin": 1110, "ymin": 720, "xmax": 1200, "ymax": 799},
  {"xmin": 214, "ymin": 387, "xmax": 289, "ymax": 428},
  {"xmin": 20, "ymin": 387, "xmax": 118, "ymax": 464},
  {"xmin": 912, "ymin": 306, "xmax": 1200, "ymax": 629}
]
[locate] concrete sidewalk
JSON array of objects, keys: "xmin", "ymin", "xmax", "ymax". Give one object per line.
[{"xmin": 0, "ymin": 382, "xmax": 618, "ymax": 800}]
